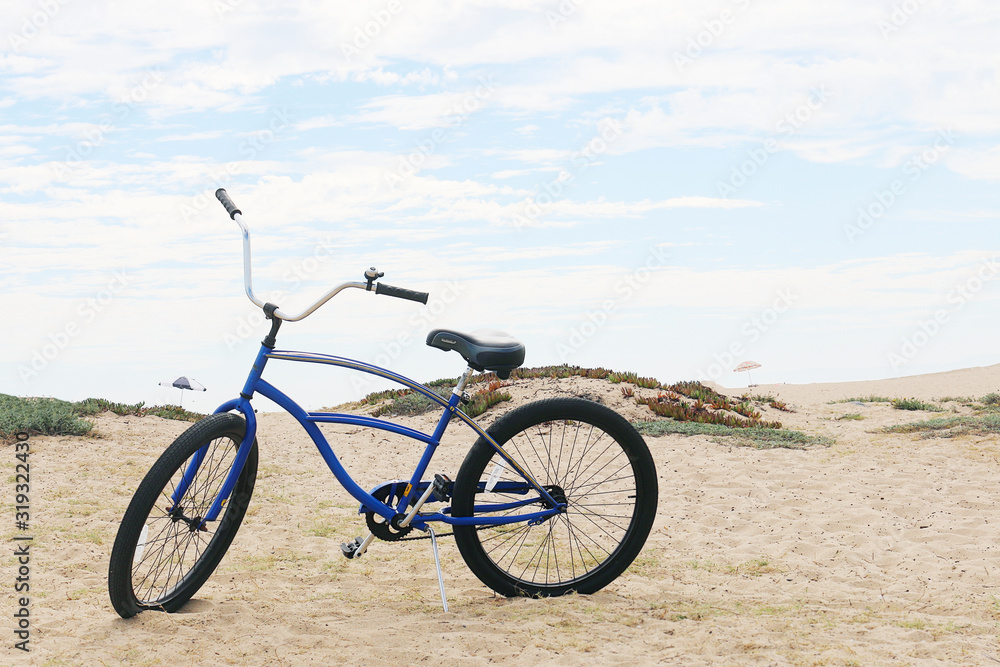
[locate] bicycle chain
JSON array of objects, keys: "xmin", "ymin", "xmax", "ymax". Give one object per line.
[{"xmin": 397, "ymin": 524, "xmax": 492, "ymax": 542}]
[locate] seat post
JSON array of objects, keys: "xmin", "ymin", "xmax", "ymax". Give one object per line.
[{"xmin": 452, "ymin": 366, "xmax": 475, "ymax": 398}]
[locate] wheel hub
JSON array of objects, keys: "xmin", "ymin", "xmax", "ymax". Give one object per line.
[
  {"xmin": 169, "ymin": 506, "xmax": 207, "ymax": 532},
  {"xmin": 543, "ymin": 484, "xmax": 567, "ymax": 508}
]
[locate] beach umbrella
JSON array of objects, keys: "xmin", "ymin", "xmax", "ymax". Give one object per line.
[
  {"xmin": 734, "ymin": 361, "xmax": 762, "ymax": 387},
  {"xmin": 159, "ymin": 376, "xmax": 206, "ymax": 406}
]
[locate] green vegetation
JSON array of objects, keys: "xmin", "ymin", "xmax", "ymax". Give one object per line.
[
  {"xmin": 371, "ymin": 388, "xmax": 451, "ymax": 417},
  {"xmin": 73, "ymin": 397, "xmax": 147, "ymax": 416},
  {"xmin": 639, "ymin": 381, "xmax": 784, "ymax": 429},
  {"xmin": 890, "ymin": 397, "xmax": 944, "ymax": 412},
  {"xmin": 462, "ymin": 388, "xmax": 512, "ymax": 418},
  {"xmin": 357, "ymin": 387, "xmax": 412, "ymax": 407},
  {"xmin": 360, "ymin": 365, "xmax": 638, "ymax": 420},
  {"xmin": 607, "ymin": 371, "xmax": 660, "ymax": 388},
  {"xmin": 884, "ymin": 413, "xmax": 1000, "ymax": 438},
  {"xmin": 885, "ymin": 393, "xmax": 1000, "ymax": 438},
  {"xmin": 508, "ymin": 365, "xmax": 629, "ymax": 382},
  {"xmin": 829, "ymin": 395, "xmax": 893, "ymax": 404},
  {"xmin": 369, "ymin": 379, "xmax": 511, "ymax": 419},
  {"xmin": 362, "ymin": 369, "xmax": 791, "ymax": 430},
  {"xmin": 632, "ymin": 419, "xmax": 832, "ymax": 449},
  {"xmin": 746, "ymin": 393, "xmax": 793, "ymax": 412},
  {"xmin": 0, "ymin": 393, "xmax": 204, "ymax": 439},
  {"xmin": 837, "ymin": 413, "xmax": 864, "ymax": 421},
  {"xmin": 668, "ymin": 380, "xmax": 725, "ymax": 404},
  {"xmin": 145, "ymin": 405, "xmax": 205, "ymax": 421},
  {"xmin": 0, "ymin": 394, "xmax": 93, "ymax": 438}
]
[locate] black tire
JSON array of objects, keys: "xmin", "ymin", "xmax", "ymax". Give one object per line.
[
  {"xmin": 108, "ymin": 413, "xmax": 258, "ymax": 618},
  {"xmin": 452, "ymin": 398, "xmax": 657, "ymax": 597}
]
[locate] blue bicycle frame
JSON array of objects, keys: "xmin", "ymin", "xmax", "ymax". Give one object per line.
[{"xmin": 170, "ymin": 340, "xmax": 563, "ymax": 531}]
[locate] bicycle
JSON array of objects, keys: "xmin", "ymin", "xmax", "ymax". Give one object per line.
[{"xmin": 107, "ymin": 189, "xmax": 658, "ymax": 618}]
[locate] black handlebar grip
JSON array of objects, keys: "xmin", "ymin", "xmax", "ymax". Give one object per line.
[
  {"xmin": 375, "ymin": 282, "xmax": 430, "ymax": 304},
  {"xmin": 215, "ymin": 188, "xmax": 242, "ymax": 220}
]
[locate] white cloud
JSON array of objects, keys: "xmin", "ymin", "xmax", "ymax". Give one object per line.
[
  {"xmin": 155, "ymin": 130, "xmax": 228, "ymax": 143},
  {"xmin": 2, "ymin": 0, "xmax": 999, "ymax": 403},
  {"xmin": 947, "ymin": 146, "xmax": 1000, "ymax": 181}
]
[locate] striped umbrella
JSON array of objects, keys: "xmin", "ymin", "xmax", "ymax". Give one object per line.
[
  {"xmin": 734, "ymin": 361, "xmax": 762, "ymax": 387},
  {"xmin": 159, "ymin": 376, "xmax": 206, "ymax": 406}
]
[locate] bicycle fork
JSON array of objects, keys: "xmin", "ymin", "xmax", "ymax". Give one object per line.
[{"xmin": 169, "ymin": 403, "xmax": 258, "ymax": 528}]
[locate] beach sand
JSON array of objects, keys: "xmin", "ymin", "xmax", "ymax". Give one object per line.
[{"xmin": 6, "ymin": 365, "xmax": 1000, "ymax": 665}]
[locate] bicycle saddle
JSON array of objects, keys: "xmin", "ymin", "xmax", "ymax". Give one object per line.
[{"xmin": 425, "ymin": 328, "xmax": 525, "ymax": 379}]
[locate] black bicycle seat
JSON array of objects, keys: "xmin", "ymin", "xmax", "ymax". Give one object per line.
[{"xmin": 425, "ymin": 328, "xmax": 525, "ymax": 378}]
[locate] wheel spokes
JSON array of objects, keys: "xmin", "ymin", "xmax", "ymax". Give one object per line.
[
  {"xmin": 477, "ymin": 418, "xmax": 638, "ymax": 587},
  {"xmin": 131, "ymin": 435, "xmax": 237, "ymax": 604}
]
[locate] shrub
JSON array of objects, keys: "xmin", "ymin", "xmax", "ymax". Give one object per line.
[
  {"xmin": 463, "ymin": 390, "xmax": 512, "ymax": 418},
  {"xmin": 371, "ymin": 391, "xmax": 443, "ymax": 417},
  {"xmin": 0, "ymin": 393, "xmax": 204, "ymax": 438},
  {"xmin": 73, "ymin": 397, "xmax": 147, "ymax": 416},
  {"xmin": 982, "ymin": 393, "xmax": 1000, "ymax": 406},
  {"xmin": 636, "ymin": 392, "xmax": 782, "ymax": 429},
  {"xmin": 891, "ymin": 398, "xmax": 944, "ymax": 412},
  {"xmin": 146, "ymin": 405, "xmax": 204, "ymax": 422},
  {"xmin": 632, "ymin": 419, "xmax": 831, "ymax": 449},
  {"xmin": 829, "ymin": 395, "xmax": 892, "ymax": 404},
  {"xmin": 0, "ymin": 394, "xmax": 93, "ymax": 437}
]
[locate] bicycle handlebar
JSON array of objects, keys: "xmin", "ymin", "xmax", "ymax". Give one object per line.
[
  {"xmin": 215, "ymin": 188, "xmax": 428, "ymax": 321},
  {"xmin": 215, "ymin": 188, "xmax": 241, "ymax": 219},
  {"xmin": 376, "ymin": 282, "xmax": 430, "ymax": 304}
]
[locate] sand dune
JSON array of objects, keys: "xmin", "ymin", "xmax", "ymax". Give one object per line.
[{"xmin": 6, "ymin": 365, "xmax": 1000, "ymax": 665}]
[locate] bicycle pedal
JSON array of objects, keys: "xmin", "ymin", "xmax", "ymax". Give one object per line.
[
  {"xmin": 432, "ymin": 473, "xmax": 453, "ymax": 502},
  {"xmin": 340, "ymin": 536, "xmax": 364, "ymax": 559}
]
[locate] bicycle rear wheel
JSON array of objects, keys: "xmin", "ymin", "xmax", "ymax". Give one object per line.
[
  {"xmin": 108, "ymin": 413, "xmax": 258, "ymax": 618},
  {"xmin": 452, "ymin": 398, "xmax": 657, "ymax": 597}
]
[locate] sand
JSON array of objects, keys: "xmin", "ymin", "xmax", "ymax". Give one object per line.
[{"xmin": 6, "ymin": 365, "xmax": 1000, "ymax": 665}]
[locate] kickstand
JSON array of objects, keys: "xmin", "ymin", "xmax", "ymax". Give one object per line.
[{"xmin": 426, "ymin": 525, "xmax": 449, "ymax": 612}]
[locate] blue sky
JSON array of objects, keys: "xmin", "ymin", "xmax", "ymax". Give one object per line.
[{"xmin": 2, "ymin": 0, "xmax": 999, "ymax": 412}]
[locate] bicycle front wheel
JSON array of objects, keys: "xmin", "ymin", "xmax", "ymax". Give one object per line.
[
  {"xmin": 108, "ymin": 412, "xmax": 258, "ymax": 618},
  {"xmin": 452, "ymin": 398, "xmax": 657, "ymax": 597}
]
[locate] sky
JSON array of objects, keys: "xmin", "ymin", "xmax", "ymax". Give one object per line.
[{"xmin": 2, "ymin": 0, "xmax": 999, "ymax": 413}]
